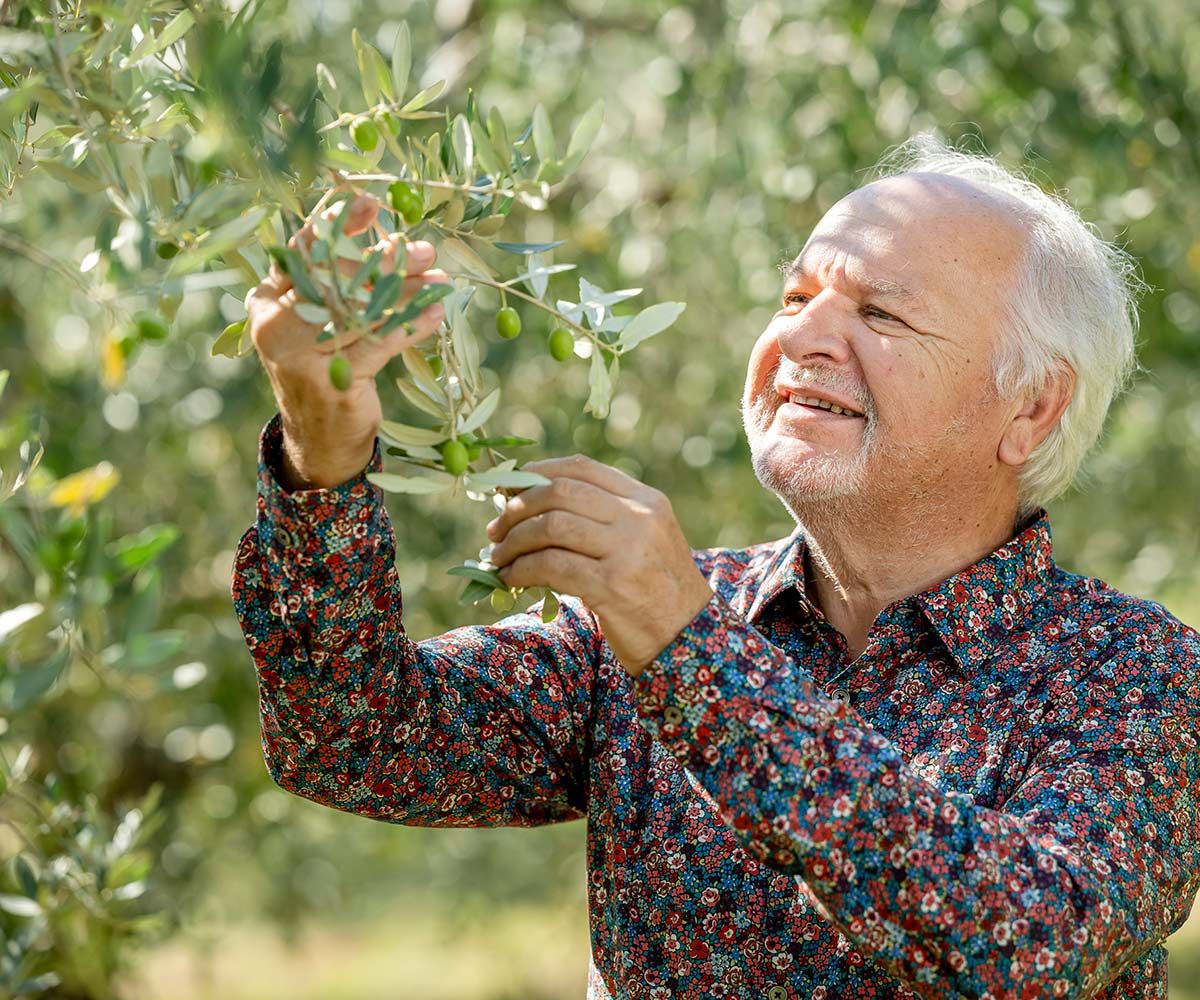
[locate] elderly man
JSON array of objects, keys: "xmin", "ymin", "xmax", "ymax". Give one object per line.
[{"xmin": 233, "ymin": 135, "xmax": 1198, "ymax": 998}]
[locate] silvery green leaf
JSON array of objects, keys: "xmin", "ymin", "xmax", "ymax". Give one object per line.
[
  {"xmin": 392, "ymin": 22, "xmax": 411, "ymax": 103},
  {"xmin": 352, "ymin": 29, "xmax": 380, "ymax": 105},
  {"xmin": 540, "ymin": 590, "xmax": 560, "ymax": 623},
  {"xmin": 532, "ymin": 104, "xmax": 555, "ymax": 162},
  {"xmin": 451, "ymin": 113, "xmax": 473, "ymax": 174},
  {"xmin": 470, "ymin": 119, "xmax": 505, "ymax": 177},
  {"xmin": 584, "ymin": 347, "xmax": 614, "ymax": 419},
  {"xmin": 153, "ymin": 9, "xmax": 195, "ymax": 53},
  {"xmin": 580, "ymin": 276, "xmax": 642, "ymax": 309},
  {"xmin": 596, "ymin": 313, "xmax": 634, "ymax": 333},
  {"xmin": 367, "ymin": 472, "xmax": 455, "ymax": 494},
  {"xmin": 555, "ymin": 298, "xmax": 584, "ymax": 325},
  {"xmin": 457, "ymin": 579, "xmax": 496, "ymax": 605},
  {"xmin": 456, "ymin": 387, "xmax": 500, "ymax": 435},
  {"xmin": 400, "ymin": 347, "xmax": 446, "ymax": 402},
  {"xmin": 447, "ymin": 565, "xmax": 507, "ymax": 588},
  {"xmin": 561, "ymin": 99, "xmax": 604, "ymax": 177},
  {"xmin": 439, "ymin": 237, "xmax": 495, "ymax": 279},
  {"xmin": 379, "ymin": 421, "xmax": 448, "ymax": 447},
  {"xmin": 316, "ymin": 63, "xmax": 342, "ymax": 112},
  {"xmin": 293, "ymin": 302, "xmax": 331, "ymax": 325},
  {"xmin": 463, "ymin": 468, "xmax": 553, "ymax": 490},
  {"xmin": 510, "ymin": 257, "xmax": 575, "ymax": 299},
  {"xmin": 395, "ymin": 375, "xmax": 447, "ymax": 419},
  {"xmin": 171, "ymin": 206, "xmax": 271, "ymax": 271},
  {"xmin": 387, "ymin": 444, "xmax": 442, "ymax": 461},
  {"xmin": 401, "ymin": 79, "xmax": 446, "ymax": 112},
  {"xmin": 449, "ymin": 295, "xmax": 481, "ymax": 387},
  {"xmin": 495, "ymin": 240, "xmax": 565, "ymax": 255},
  {"xmin": 616, "ymin": 301, "xmax": 686, "ymax": 352}
]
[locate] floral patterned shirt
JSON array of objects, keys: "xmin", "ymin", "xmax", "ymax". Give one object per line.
[{"xmin": 232, "ymin": 413, "xmax": 1199, "ymax": 999}]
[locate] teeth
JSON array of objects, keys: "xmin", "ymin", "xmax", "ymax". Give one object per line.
[{"xmin": 787, "ymin": 392, "xmax": 860, "ymax": 418}]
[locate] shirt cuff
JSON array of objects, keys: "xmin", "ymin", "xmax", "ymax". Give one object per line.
[{"xmin": 253, "ymin": 412, "xmax": 387, "ymax": 584}]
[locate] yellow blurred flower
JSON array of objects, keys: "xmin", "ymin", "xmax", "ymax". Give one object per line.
[
  {"xmin": 45, "ymin": 462, "xmax": 120, "ymax": 516},
  {"xmin": 101, "ymin": 331, "xmax": 126, "ymax": 390}
]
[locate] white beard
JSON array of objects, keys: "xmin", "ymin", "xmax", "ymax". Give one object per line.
[{"xmin": 739, "ymin": 370, "xmax": 880, "ymax": 518}]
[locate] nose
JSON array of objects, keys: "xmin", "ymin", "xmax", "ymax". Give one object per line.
[{"xmin": 775, "ymin": 288, "xmax": 854, "ymax": 367}]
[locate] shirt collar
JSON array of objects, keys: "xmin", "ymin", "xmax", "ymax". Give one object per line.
[
  {"xmin": 914, "ymin": 510, "xmax": 1056, "ymax": 674},
  {"xmin": 744, "ymin": 511, "xmax": 1056, "ymax": 675}
]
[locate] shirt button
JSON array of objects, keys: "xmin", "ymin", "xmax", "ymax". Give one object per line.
[
  {"xmin": 767, "ymin": 987, "xmax": 788, "ymax": 1000},
  {"xmin": 664, "ymin": 706, "xmax": 683, "ymax": 725}
]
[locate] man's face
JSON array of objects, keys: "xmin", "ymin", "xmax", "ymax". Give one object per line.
[{"xmin": 741, "ymin": 173, "xmax": 1027, "ymax": 519}]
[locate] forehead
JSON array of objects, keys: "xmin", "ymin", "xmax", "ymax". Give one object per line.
[{"xmin": 788, "ymin": 174, "xmax": 1027, "ymax": 323}]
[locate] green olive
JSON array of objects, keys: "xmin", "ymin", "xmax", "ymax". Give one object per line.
[
  {"xmin": 440, "ymin": 439, "xmax": 470, "ymax": 475},
  {"xmin": 350, "ymin": 116, "xmax": 379, "ymax": 152},
  {"xmin": 548, "ymin": 327, "xmax": 574, "ymax": 362},
  {"xmin": 495, "ymin": 306, "xmax": 521, "ymax": 339},
  {"xmin": 328, "ymin": 355, "xmax": 353, "ymax": 391},
  {"xmin": 388, "ymin": 181, "xmax": 423, "ymax": 226},
  {"xmin": 427, "ymin": 356, "xmax": 444, "ymax": 377},
  {"xmin": 489, "ymin": 588, "xmax": 515, "ymax": 613},
  {"xmin": 155, "ymin": 241, "xmax": 180, "ymax": 260},
  {"xmin": 117, "ymin": 332, "xmax": 140, "ymax": 359},
  {"xmin": 135, "ymin": 313, "xmax": 170, "ymax": 342}
]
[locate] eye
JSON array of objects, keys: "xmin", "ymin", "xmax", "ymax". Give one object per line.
[
  {"xmin": 782, "ymin": 292, "xmax": 810, "ymax": 307},
  {"xmin": 863, "ymin": 305, "xmax": 901, "ymax": 323}
]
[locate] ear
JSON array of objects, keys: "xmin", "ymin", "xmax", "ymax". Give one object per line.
[{"xmin": 997, "ymin": 362, "xmax": 1076, "ymax": 468}]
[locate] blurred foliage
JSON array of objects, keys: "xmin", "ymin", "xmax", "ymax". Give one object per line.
[{"xmin": 1, "ymin": 0, "xmax": 1197, "ymax": 997}]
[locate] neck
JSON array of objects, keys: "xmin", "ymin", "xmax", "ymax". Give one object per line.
[{"xmin": 791, "ymin": 486, "xmax": 1021, "ymax": 661}]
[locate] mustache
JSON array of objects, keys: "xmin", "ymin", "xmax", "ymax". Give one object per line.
[{"xmin": 770, "ymin": 364, "xmax": 876, "ymax": 419}]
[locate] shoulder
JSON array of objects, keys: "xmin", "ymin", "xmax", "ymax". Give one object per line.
[
  {"xmin": 1042, "ymin": 566, "xmax": 1199, "ymax": 724},
  {"xmin": 1047, "ymin": 566, "xmax": 1199, "ymax": 654}
]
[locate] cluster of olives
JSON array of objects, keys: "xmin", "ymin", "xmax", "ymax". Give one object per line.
[{"xmin": 494, "ymin": 306, "xmax": 574, "ymax": 362}]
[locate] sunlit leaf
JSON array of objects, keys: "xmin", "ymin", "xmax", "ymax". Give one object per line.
[
  {"xmin": 367, "ymin": 471, "xmax": 455, "ymax": 494},
  {"xmin": 561, "ymin": 99, "xmax": 604, "ymax": 176},
  {"xmin": 532, "ymin": 103, "xmax": 555, "ymax": 162},
  {"xmin": 616, "ymin": 301, "xmax": 686, "ymax": 351},
  {"xmin": 391, "ymin": 22, "xmax": 411, "ymax": 103}
]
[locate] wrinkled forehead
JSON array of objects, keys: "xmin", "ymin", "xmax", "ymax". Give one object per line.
[{"xmin": 793, "ymin": 173, "xmax": 1029, "ymax": 323}]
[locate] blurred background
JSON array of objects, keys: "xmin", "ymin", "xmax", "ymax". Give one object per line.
[{"xmin": 1, "ymin": 0, "xmax": 1196, "ymax": 996}]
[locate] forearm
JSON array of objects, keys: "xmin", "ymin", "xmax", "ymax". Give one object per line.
[
  {"xmin": 633, "ymin": 592, "xmax": 1173, "ymax": 997},
  {"xmin": 231, "ymin": 413, "xmax": 594, "ymax": 827}
]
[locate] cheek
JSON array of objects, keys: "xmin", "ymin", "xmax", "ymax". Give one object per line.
[{"xmin": 744, "ymin": 330, "xmax": 782, "ymax": 399}]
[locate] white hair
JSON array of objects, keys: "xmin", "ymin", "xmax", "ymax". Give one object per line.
[{"xmin": 871, "ymin": 134, "xmax": 1143, "ymax": 517}]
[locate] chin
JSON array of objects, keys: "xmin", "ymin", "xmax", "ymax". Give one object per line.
[{"xmin": 749, "ymin": 443, "xmax": 869, "ymax": 506}]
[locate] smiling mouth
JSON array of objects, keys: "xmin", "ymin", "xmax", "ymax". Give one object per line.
[{"xmin": 778, "ymin": 393, "xmax": 865, "ymax": 419}]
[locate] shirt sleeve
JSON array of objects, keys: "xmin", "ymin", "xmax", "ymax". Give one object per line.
[
  {"xmin": 231, "ymin": 412, "xmax": 599, "ymax": 828},
  {"xmin": 632, "ymin": 590, "xmax": 1200, "ymax": 998}
]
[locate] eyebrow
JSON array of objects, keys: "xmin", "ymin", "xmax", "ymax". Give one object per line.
[{"xmin": 778, "ymin": 257, "xmax": 925, "ymax": 311}]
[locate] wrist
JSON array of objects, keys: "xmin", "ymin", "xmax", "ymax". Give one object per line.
[{"xmin": 277, "ymin": 418, "xmax": 377, "ymax": 492}]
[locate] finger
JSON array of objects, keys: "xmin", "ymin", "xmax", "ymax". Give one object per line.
[
  {"xmin": 353, "ymin": 298, "xmax": 445, "ymax": 363},
  {"xmin": 517, "ymin": 453, "xmax": 644, "ymax": 500},
  {"xmin": 489, "ymin": 509, "xmax": 613, "ymax": 569},
  {"xmin": 289, "ymin": 193, "xmax": 382, "ymax": 253},
  {"xmin": 496, "ymin": 547, "xmax": 601, "ymax": 596},
  {"xmin": 486, "ymin": 475, "xmax": 619, "ymax": 543}
]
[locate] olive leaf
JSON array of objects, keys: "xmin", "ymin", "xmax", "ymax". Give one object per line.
[
  {"xmin": 367, "ymin": 471, "xmax": 455, "ymax": 494},
  {"xmin": 616, "ymin": 301, "xmax": 686, "ymax": 352}
]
